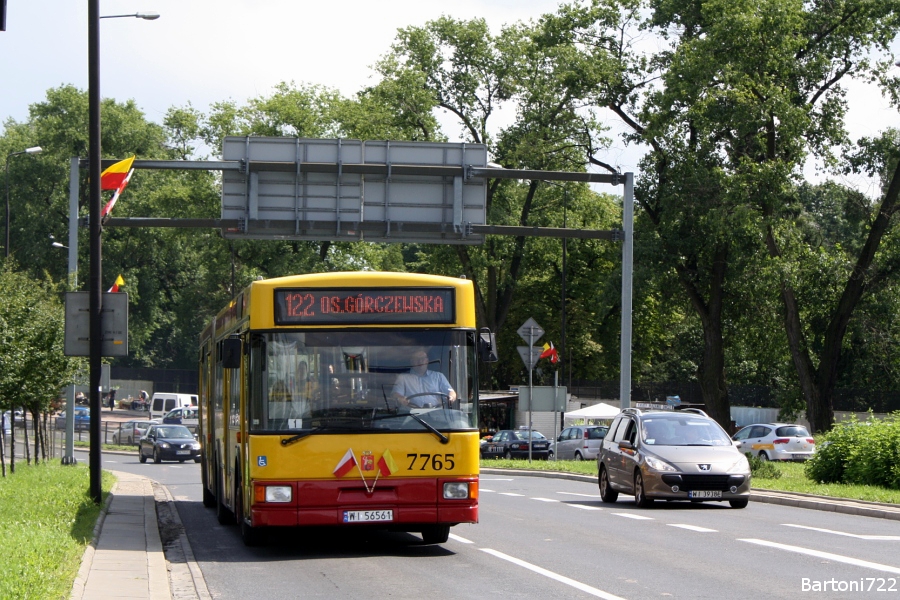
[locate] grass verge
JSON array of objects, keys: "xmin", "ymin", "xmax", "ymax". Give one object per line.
[
  {"xmin": 0, "ymin": 462, "xmax": 114, "ymax": 599},
  {"xmin": 481, "ymin": 458, "xmax": 900, "ymax": 504}
]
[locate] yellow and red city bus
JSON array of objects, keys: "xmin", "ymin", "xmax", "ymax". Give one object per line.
[{"xmin": 198, "ymin": 272, "xmax": 496, "ymax": 545}]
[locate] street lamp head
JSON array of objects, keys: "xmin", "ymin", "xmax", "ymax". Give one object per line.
[
  {"xmin": 100, "ymin": 12, "xmax": 160, "ymax": 20},
  {"xmin": 52, "ymin": 241, "xmax": 69, "ymax": 250},
  {"xmin": 25, "ymin": 147, "xmax": 43, "ymax": 155}
]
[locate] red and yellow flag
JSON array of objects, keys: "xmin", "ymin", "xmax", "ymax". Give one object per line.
[
  {"xmin": 100, "ymin": 156, "xmax": 135, "ymax": 191},
  {"xmin": 540, "ymin": 342, "xmax": 559, "ymax": 364},
  {"xmin": 107, "ymin": 274, "xmax": 125, "ymax": 293},
  {"xmin": 377, "ymin": 449, "xmax": 398, "ymax": 477}
]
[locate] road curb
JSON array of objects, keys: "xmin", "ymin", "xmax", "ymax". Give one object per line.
[
  {"xmin": 152, "ymin": 481, "xmax": 212, "ymax": 600},
  {"xmin": 480, "ymin": 467, "xmax": 900, "ymax": 520}
]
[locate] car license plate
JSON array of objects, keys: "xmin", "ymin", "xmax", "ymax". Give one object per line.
[
  {"xmin": 688, "ymin": 490, "xmax": 721, "ymax": 499},
  {"xmin": 534, "ymin": 443, "xmax": 547, "ymax": 449},
  {"xmin": 343, "ymin": 510, "xmax": 393, "ymax": 523},
  {"xmin": 176, "ymin": 450, "xmax": 190, "ymax": 455},
  {"xmin": 792, "ymin": 454, "xmax": 809, "ymax": 460}
]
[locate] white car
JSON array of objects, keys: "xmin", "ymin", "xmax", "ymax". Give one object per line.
[
  {"xmin": 732, "ymin": 423, "xmax": 816, "ymax": 461},
  {"xmin": 161, "ymin": 406, "xmax": 199, "ymax": 432}
]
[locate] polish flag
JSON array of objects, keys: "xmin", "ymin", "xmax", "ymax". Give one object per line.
[{"xmin": 333, "ymin": 449, "xmax": 357, "ymax": 477}]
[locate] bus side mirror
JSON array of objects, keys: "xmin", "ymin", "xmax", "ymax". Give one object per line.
[
  {"xmin": 221, "ymin": 337, "xmax": 242, "ymax": 369},
  {"xmin": 478, "ymin": 328, "xmax": 498, "ymax": 363}
]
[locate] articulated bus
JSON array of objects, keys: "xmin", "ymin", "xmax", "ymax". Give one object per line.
[{"xmin": 198, "ymin": 272, "xmax": 497, "ymax": 545}]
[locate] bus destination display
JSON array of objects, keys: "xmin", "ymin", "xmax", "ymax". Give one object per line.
[{"xmin": 274, "ymin": 288, "xmax": 455, "ymax": 325}]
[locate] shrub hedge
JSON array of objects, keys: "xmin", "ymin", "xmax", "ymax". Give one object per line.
[{"xmin": 805, "ymin": 413, "xmax": 900, "ymax": 489}]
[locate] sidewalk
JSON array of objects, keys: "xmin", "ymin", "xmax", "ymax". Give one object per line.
[{"xmin": 70, "ymin": 470, "xmax": 210, "ymax": 600}]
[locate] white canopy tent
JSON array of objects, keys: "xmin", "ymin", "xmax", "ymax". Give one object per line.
[{"xmin": 564, "ymin": 402, "xmax": 621, "ymax": 422}]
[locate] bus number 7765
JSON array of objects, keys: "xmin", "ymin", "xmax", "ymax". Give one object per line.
[{"xmin": 407, "ymin": 453, "xmax": 455, "ymax": 471}]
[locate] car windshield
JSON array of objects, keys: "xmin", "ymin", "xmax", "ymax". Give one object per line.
[
  {"xmin": 156, "ymin": 427, "xmax": 193, "ymax": 439},
  {"xmin": 775, "ymin": 425, "xmax": 810, "ymax": 437},
  {"xmin": 512, "ymin": 431, "xmax": 546, "ymax": 440},
  {"xmin": 641, "ymin": 417, "xmax": 732, "ymax": 446},
  {"xmin": 588, "ymin": 427, "xmax": 608, "ymax": 439},
  {"xmin": 247, "ymin": 330, "xmax": 478, "ymax": 434}
]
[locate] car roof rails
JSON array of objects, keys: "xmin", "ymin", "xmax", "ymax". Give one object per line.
[
  {"xmin": 674, "ymin": 406, "xmax": 709, "ymax": 417},
  {"xmin": 621, "ymin": 407, "xmax": 642, "ymax": 416}
]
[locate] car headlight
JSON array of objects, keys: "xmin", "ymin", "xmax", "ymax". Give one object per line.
[
  {"xmin": 192, "ymin": 442, "xmax": 201, "ymax": 450},
  {"xmin": 644, "ymin": 455, "xmax": 677, "ymax": 472},
  {"xmin": 159, "ymin": 442, "xmax": 170, "ymax": 449},
  {"xmin": 727, "ymin": 454, "xmax": 750, "ymax": 473}
]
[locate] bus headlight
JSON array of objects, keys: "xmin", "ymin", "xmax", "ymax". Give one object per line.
[
  {"xmin": 265, "ymin": 486, "xmax": 292, "ymax": 503},
  {"xmin": 443, "ymin": 482, "xmax": 469, "ymax": 499}
]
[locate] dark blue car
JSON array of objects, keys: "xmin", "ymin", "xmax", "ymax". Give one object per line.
[{"xmin": 56, "ymin": 407, "xmax": 90, "ymax": 431}]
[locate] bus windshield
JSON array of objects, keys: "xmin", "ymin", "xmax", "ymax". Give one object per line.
[{"xmin": 248, "ymin": 330, "xmax": 477, "ymax": 434}]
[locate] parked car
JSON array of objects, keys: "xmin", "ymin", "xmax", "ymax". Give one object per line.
[
  {"xmin": 732, "ymin": 423, "xmax": 816, "ymax": 461},
  {"xmin": 162, "ymin": 407, "xmax": 199, "ymax": 432},
  {"xmin": 597, "ymin": 407, "xmax": 751, "ymax": 508},
  {"xmin": 554, "ymin": 425, "xmax": 609, "ymax": 461},
  {"xmin": 138, "ymin": 424, "xmax": 201, "ymax": 464},
  {"xmin": 56, "ymin": 407, "xmax": 91, "ymax": 431},
  {"xmin": 112, "ymin": 420, "xmax": 157, "ymax": 446},
  {"xmin": 481, "ymin": 429, "xmax": 551, "ymax": 459}
]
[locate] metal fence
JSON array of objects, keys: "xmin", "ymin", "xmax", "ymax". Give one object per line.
[
  {"xmin": 569, "ymin": 380, "xmax": 900, "ymax": 413},
  {"xmin": 2, "ymin": 417, "xmax": 140, "ymax": 465}
]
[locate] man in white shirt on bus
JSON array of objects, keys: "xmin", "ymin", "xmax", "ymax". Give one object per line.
[{"xmin": 393, "ymin": 349, "xmax": 456, "ymax": 408}]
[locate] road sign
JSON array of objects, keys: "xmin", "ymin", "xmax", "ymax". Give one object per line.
[
  {"xmin": 517, "ymin": 346, "xmax": 543, "ymax": 370},
  {"xmin": 64, "ymin": 292, "xmax": 129, "ymax": 356},
  {"xmin": 517, "ymin": 317, "xmax": 544, "ymax": 344},
  {"xmin": 221, "ymin": 137, "xmax": 488, "ymax": 244},
  {"xmin": 518, "ymin": 386, "xmax": 567, "ymax": 411}
]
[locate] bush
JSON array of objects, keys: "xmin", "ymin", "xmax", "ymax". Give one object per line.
[
  {"xmin": 746, "ymin": 452, "xmax": 781, "ymax": 479},
  {"xmin": 805, "ymin": 413, "xmax": 900, "ymax": 489}
]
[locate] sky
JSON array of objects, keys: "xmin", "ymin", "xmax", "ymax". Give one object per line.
[{"xmin": 1, "ymin": 0, "xmax": 899, "ymax": 185}]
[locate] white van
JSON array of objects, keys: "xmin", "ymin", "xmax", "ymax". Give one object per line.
[{"xmin": 149, "ymin": 393, "xmax": 198, "ymax": 421}]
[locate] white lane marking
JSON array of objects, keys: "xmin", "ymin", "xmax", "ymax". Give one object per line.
[
  {"xmin": 449, "ymin": 533, "xmax": 473, "ymax": 544},
  {"xmin": 739, "ymin": 539, "xmax": 900, "ymax": 575},
  {"xmin": 668, "ymin": 524, "xmax": 717, "ymax": 533},
  {"xmin": 481, "ymin": 548, "xmax": 628, "ymax": 600},
  {"xmin": 612, "ymin": 513, "xmax": 654, "ymax": 520},
  {"xmin": 557, "ymin": 491, "xmax": 598, "ymax": 498},
  {"xmin": 500, "ymin": 492, "xmax": 524, "ymax": 497},
  {"xmin": 481, "ymin": 489, "xmax": 495, "ymax": 493},
  {"xmin": 570, "ymin": 504, "xmax": 603, "ymax": 511},
  {"xmin": 532, "ymin": 497, "xmax": 560, "ymax": 503},
  {"xmin": 783, "ymin": 524, "xmax": 900, "ymax": 541}
]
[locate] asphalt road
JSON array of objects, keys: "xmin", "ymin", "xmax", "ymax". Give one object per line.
[{"xmin": 100, "ymin": 451, "xmax": 900, "ymax": 600}]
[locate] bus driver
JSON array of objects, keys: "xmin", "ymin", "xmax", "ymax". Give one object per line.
[{"xmin": 392, "ymin": 349, "xmax": 457, "ymax": 408}]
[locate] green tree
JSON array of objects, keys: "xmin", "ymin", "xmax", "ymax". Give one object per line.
[
  {"xmin": 373, "ymin": 17, "xmax": 618, "ymax": 389},
  {"xmin": 0, "ymin": 264, "xmax": 79, "ymax": 474},
  {"xmin": 539, "ymin": 0, "xmax": 900, "ymax": 430}
]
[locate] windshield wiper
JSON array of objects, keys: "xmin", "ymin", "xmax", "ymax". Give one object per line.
[
  {"xmin": 406, "ymin": 412, "xmax": 450, "ymax": 444},
  {"xmin": 281, "ymin": 426, "xmax": 328, "ymax": 446}
]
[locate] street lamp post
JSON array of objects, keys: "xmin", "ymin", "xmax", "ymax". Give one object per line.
[
  {"xmin": 87, "ymin": 6, "xmax": 159, "ymax": 502},
  {"xmin": 4, "ymin": 146, "xmax": 43, "ymax": 258}
]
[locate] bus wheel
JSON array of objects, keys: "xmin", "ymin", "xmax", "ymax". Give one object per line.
[
  {"xmin": 235, "ymin": 473, "xmax": 263, "ymax": 546},
  {"xmin": 421, "ymin": 525, "xmax": 450, "ymax": 544},
  {"xmin": 201, "ymin": 455, "xmax": 216, "ymax": 508},
  {"xmin": 215, "ymin": 459, "xmax": 234, "ymax": 525}
]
